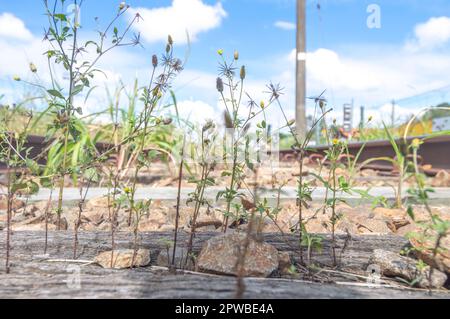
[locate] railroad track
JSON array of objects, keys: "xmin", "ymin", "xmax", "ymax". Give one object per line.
[
  {"xmin": 280, "ymin": 135, "xmax": 450, "ymax": 176},
  {"xmin": 2, "ymin": 134, "xmax": 450, "ymax": 175}
]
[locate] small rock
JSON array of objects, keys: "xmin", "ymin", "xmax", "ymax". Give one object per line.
[
  {"xmin": 196, "ymin": 232, "xmax": 279, "ymax": 277},
  {"xmin": 373, "ymin": 207, "xmax": 406, "ymax": 219},
  {"xmin": 369, "ymin": 249, "xmax": 447, "ymax": 289},
  {"xmin": 84, "ymin": 209, "xmax": 108, "ymax": 226},
  {"xmin": 156, "ymin": 247, "xmax": 195, "ymax": 270},
  {"xmin": 431, "ymin": 170, "xmax": 450, "ymax": 187},
  {"xmin": 396, "ymin": 223, "xmax": 420, "ymax": 237},
  {"xmin": 86, "ymin": 196, "xmax": 111, "ymax": 210},
  {"xmin": 194, "ymin": 216, "xmax": 222, "ymax": 230},
  {"xmin": 391, "ymin": 218, "xmax": 410, "ymax": 232},
  {"xmin": 410, "ymin": 236, "xmax": 450, "ymax": 274},
  {"xmin": 94, "ymin": 249, "xmax": 151, "ymax": 269},
  {"xmin": 138, "ymin": 219, "xmax": 165, "ymax": 232},
  {"xmin": 278, "ymin": 251, "xmax": 292, "ymax": 275},
  {"xmin": 305, "ymin": 219, "xmax": 329, "ymax": 233},
  {"xmin": 0, "ymin": 196, "xmax": 25, "ymax": 211}
]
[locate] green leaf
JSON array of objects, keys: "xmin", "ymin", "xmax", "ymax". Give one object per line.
[
  {"xmin": 407, "ymin": 206, "xmax": 415, "ymax": 221},
  {"xmin": 47, "ymin": 89, "xmax": 65, "ymax": 100},
  {"xmin": 54, "ymin": 14, "xmax": 67, "ymax": 21}
]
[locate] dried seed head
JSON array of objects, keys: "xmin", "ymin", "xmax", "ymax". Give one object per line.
[
  {"xmin": 216, "ymin": 77, "xmax": 224, "ymax": 93},
  {"xmin": 234, "ymin": 50, "xmax": 239, "ymax": 60},
  {"xmin": 319, "ymin": 100, "xmax": 325, "ymax": 109},
  {"xmin": 152, "ymin": 54, "xmax": 158, "ymax": 68},
  {"xmin": 163, "ymin": 118, "xmax": 173, "ymax": 125},
  {"xmin": 168, "ymin": 35, "xmax": 174, "ymax": 46},
  {"xmin": 203, "ymin": 120, "xmax": 215, "ymax": 132},
  {"xmin": 240, "ymin": 65, "xmax": 246, "ymax": 80},
  {"xmin": 29, "ymin": 63, "xmax": 37, "ymax": 73},
  {"xmin": 13, "ymin": 75, "xmax": 21, "ymax": 81}
]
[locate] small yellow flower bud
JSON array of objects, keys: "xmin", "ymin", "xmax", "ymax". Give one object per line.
[
  {"xmin": 260, "ymin": 101, "xmax": 265, "ymax": 109},
  {"xmin": 217, "ymin": 49, "xmax": 224, "ymax": 56},
  {"xmin": 119, "ymin": 2, "xmax": 126, "ymax": 10},
  {"xmin": 332, "ymin": 138, "xmax": 339, "ymax": 146},
  {"xmin": 13, "ymin": 75, "xmax": 21, "ymax": 81},
  {"xmin": 412, "ymin": 138, "xmax": 422, "ymax": 149},
  {"xmin": 29, "ymin": 63, "xmax": 37, "ymax": 73},
  {"xmin": 234, "ymin": 50, "xmax": 239, "ymax": 60}
]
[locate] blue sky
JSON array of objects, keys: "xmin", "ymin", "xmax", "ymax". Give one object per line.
[{"xmin": 1, "ymin": 0, "xmax": 450, "ymax": 126}]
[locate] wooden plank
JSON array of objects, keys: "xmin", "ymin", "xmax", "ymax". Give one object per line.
[{"xmin": 0, "ymin": 231, "xmax": 448, "ymax": 299}]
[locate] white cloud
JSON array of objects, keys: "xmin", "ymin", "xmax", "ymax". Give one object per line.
[
  {"xmin": 176, "ymin": 99, "xmax": 217, "ymax": 123},
  {"xmin": 406, "ymin": 16, "xmax": 450, "ymax": 51},
  {"xmin": 129, "ymin": 0, "xmax": 227, "ymax": 44},
  {"xmin": 0, "ymin": 13, "xmax": 33, "ymax": 41},
  {"xmin": 274, "ymin": 20, "xmax": 295, "ymax": 31}
]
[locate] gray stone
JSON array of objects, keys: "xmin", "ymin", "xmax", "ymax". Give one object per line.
[
  {"xmin": 369, "ymin": 249, "xmax": 448, "ymax": 289},
  {"xmin": 196, "ymin": 232, "xmax": 279, "ymax": 277},
  {"xmin": 156, "ymin": 247, "xmax": 195, "ymax": 270},
  {"xmin": 95, "ymin": 249, "xmax": 151, "ymax": 269}
]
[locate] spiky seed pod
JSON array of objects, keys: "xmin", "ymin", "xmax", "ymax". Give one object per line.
[
  {"xmin": 240, "ymin": 66, "xmax": 246, "ymax": 80},
  {"xmin": 203, "ymin": 120, "xmax": 214, "ymax": 132},
  {"xmin": 29, "ymin": 63, "xmax": 37, "ymax": 73},
  {"xmin": 166, "ymin": 44, "xmax": 171, "ymax": 53},
  {"xmin": 168, "ymin": 35, "xmax": 173, "ymax": 46},
  {"xmin": 224, "ymin": 111, "xmax": 233, "ymax": 129},
  {"xmin": 216, "ymin": 77, "xmax": 224, "ymax": 93},
  {"xmin": 234, "ymin": 50, "xmax": 239, "ymax": 60},
  {"xmin": 152, "ymin": 54, "xmax": 158, "ymax": 68}
]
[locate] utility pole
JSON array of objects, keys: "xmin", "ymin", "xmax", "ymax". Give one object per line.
[
  {"xmin": 360, "ymin": 106, "xmax": 365, "ymax": 128},
  {"xmin": 296, "ymin": 0, "xmax": 307, "ymax": 141}
]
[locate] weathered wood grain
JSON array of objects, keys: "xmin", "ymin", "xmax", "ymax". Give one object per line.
[{"xmin": 0, "ymin": 231, "xmax": 448, "ymax": 299}]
